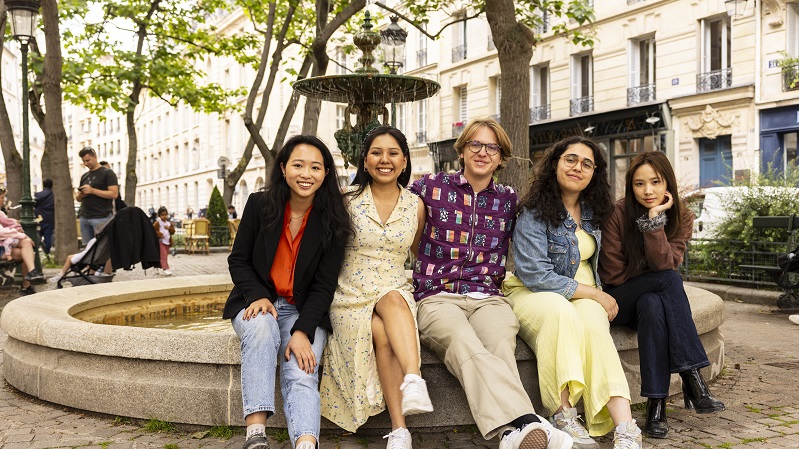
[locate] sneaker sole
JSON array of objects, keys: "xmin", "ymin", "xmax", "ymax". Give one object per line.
[
  {"xmin": 401, "ymin": 402, "xmax": 434, "ymax": 416},
  {"xmin": 519, "ymin": 428, "xmax": 548, "ymax": 449}
]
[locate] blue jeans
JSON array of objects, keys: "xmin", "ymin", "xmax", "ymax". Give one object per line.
[
  {"xmin": 606, "ymin": 270, "xmax": 709, "ymax": 398},
  {"xmin": 39, "ymin": 222, "xmax": 54, "ymax": 255},
  {"xmin": 231, "ymin": 297, "xmax": 327, "ymax": 446},
  {"xmin": 80, "ymin": 215, "xmax": 112, "ymax": 247}
]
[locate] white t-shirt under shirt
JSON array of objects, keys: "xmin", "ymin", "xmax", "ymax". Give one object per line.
[{"xmin": 157, "ymin": 218, "xmax": 171, "ymax": 246}]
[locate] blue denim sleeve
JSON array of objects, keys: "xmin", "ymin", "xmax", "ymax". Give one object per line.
[{"xmin": 512, "ymin": 209, "xmax": 578, "ymax": 298}]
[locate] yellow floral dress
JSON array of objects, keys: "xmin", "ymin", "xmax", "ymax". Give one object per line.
[{"xmin": 320, "ymin": 185, "xmax": 420, "ymax": 432}]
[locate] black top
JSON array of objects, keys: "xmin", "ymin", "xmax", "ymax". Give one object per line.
[
  {"xmin": 223, "ymin": 192, "xmax": 345, "ymax": 343},
  {"xmin": 34, "ymin": 188, "xmax": 55, "ymax": 223},
  {"xmin": 79, "ymin": 167, "xmax": 119, "ymax": 218}
]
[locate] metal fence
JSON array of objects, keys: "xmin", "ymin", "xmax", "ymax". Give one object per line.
[
  {"xmin": 680, "ymin": 238, "xmax": 787, "ymax": 290},
  {"xmin": 173, "ymin": 225, "xmax": 230, "ymax": 249}
]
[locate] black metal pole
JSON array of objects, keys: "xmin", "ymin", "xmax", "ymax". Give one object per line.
[{"xmin": 18, "ymin": 42, "xmax": 41, "ymax": 272}]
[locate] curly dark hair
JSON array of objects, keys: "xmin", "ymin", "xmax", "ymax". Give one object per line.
[
  {"xmin": 518, "ymin": 135, "xmax": 613, "ymax": 227},
  {"xmin": 348, "ymin": 125, "xmax": 412, "ymax": 199},
  {"xmin": 258, "ymin": 135, "xmax": 353, "ymax": 248}
]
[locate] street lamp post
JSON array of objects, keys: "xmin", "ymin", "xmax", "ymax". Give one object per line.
[
  {"xmin": 5, "ymin": 0, "xmax": 41, "ymax": 272},
  {"xmin": 380, "ymin": 16, "xmax": 407, "ymax": 127}
]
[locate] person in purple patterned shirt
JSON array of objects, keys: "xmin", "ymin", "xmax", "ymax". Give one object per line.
[{"xmin": 409, "ymin": 118, "xmax": 572, "ymax": 449}]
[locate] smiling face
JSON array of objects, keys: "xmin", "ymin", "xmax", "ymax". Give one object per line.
[
  {"xmin": 555, "ymin": 143, "xmax": 595, "ymax": 196},
  {"xmin": 365, "ymin": 133, "xmax": 407, "ymax": 186},
  {"xmin": 632, "ymin": 163, "xmax": 668, "ymax": 209},
  {"xmin": 461, "ymin": 126, "xmax": 502, "ymax": 181},
  {"xmin": 281, "ymin": 143, "xmax": 328, "ymax": 202}
]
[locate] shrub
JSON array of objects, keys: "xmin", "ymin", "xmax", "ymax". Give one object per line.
[{"xmin": 207, "ymin": 186, "xmax": 228, "ymax": 228}]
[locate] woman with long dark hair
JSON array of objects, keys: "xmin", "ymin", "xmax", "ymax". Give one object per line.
[
  {"xmin": 321, "ymin": 126, "xmax": 431, "ymax": 449},
  {"xmin": 599, "ymin": 151, "xmax": 724, "ymax": 439},
  {"xmin": 503, "ymin": 136, "xmax": 643, "ymax": 449},
  {"xmin": 223, "ymin": 135, "xmax": 353, "ymax": 449}
]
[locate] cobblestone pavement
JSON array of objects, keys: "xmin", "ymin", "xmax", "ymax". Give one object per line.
[{"xmin": 1, "ymin": 252, "xmax": 799, "ymax": 448}]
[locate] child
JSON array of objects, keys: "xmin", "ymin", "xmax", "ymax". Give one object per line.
[
  {"xmin": 48, "ymin": 237, "xmax": 98, "ymax": 284},
  {"xmin": 153, "ymin": 206, "xmax": 175, "ymax": 276}
]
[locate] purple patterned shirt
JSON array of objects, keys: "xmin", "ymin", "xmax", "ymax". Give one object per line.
[{"xmin": 409, "ymin": 171, "xmax": 517, "ymax": 301}]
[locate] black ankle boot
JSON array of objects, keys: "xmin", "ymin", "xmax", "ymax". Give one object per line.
[
  {"xmin": 644, "ymin": 398, "xmax": 669, "ymax": 438},
  {"xmin": 680, "ymin": 369, "xmax": 726, "ymax": 413}
]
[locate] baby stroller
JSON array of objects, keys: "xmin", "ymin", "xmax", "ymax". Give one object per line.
[
  {"xmin": 57, "ymin": 219, "xmax": 114, "ymax": 288},
  {"xmin": 57, "ymin": 207, "xmax": 161, "ymax": 288}
]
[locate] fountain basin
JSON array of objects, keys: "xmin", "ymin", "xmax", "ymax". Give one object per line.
[{"xmin": 293, "ymin": 73, "xmax": 440, "ymax": 105}]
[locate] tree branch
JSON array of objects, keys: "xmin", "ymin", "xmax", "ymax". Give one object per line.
[{"xmin": 374, "ymin": 1, "xmax": 485, "ymax": 40}]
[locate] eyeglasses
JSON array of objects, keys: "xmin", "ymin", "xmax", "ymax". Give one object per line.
[
  {"xmin": 561, "ymin": 154, "xmax": 596, "ymax": 172},
  {"xmin": 465, "ymin": 140, "xmax": 501, "ymax": 156}
]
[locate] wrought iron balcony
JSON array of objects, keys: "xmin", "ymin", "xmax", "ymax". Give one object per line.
[
  {"xmin": 530, "ymin": 104, "xmax": 551, "ymax": 123},
  {"xmin": 697, "ymin": 67, "xmax": 732, "ymax": 92},
  {"xmin": 416, "ymin": 131, "xmax": 427, "ymax": 145},
  {"xmin": 627, "ymin": 0, "xmax": 645, "ymax": 4},
  {"xmin": 452, "ymin": 45, "xmax": 467, "ymax": 63},
  {"xmin": 416, "ymin": 49, "xmax": 427, "ymax": 67},
  {"xmin": 535, "ymin": 13, "xmax": 550, "ymax": 34},
  {"xmin": 783, "ymin": 64, "xmax": 799, "ymax": 92},
  {"xmin": 569, "ymin": 96, "xmax": 593, "ymax": 116},
  {"xmin": 452, "ymin": 121, "xmax": 466, "ymax": 137},
  {"xmin": 627, "ymin": 83, "xmax": 656, "ymax": 106}
]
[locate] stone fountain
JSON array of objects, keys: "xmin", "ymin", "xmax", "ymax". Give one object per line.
[{"xmin": 293, "ymin": 11, "xmax": 441, "ymax": 167}]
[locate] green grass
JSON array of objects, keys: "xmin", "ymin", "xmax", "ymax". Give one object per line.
[
  {"xmin": 143, "ymin": 418, "xmax": 176, "ymax": 433},
  {"xmin": 112, "ymin": 416, "xmax": 131, "ymax": 425},
  {"xmin": 630, "ymin": 402, "xmax": 647, "ymax": 412},
  {"xmin": 745, "ymin": 405, "xmax": 762, "ymax": 413},
  {"xmin": 780, "ymin": 419, "xmax": 799, "ymax": 426},
  {"xmin": 699, "ymin": 443, "xmax": 713, "ymax": 448},
  {"xmin": 164, "ymin": 445, "xmax": 179, "ymax": 449},
  {"xmin": 740, "ymin": 437, "xmax": 768, "ymax": 444},
  {"xmin": 717, "ymin": 442, "xmax": 733, "ymax": 448},
  {"xmin": 266, "ymin": 429, "xmax": 289, "ymax": 442},
  {"xmin": 357, "ymin": 437, "xmax": 369, "ymax": 448},
  {"xmin": 99, "ymin": 443, "xmax": 112, "ymax": 449},
  {"xmin": 208, "ymin": 426, "xmax": 235, "ymax": 439}
]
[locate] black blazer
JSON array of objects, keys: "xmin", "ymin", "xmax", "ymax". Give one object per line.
[{"xmin": 223, "ymin": 192, "xmax": 345, "ymax": 343}]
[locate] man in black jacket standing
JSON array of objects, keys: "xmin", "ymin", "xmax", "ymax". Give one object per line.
[{"xmin": 34, "ymin": 178, "xmax": 55, "ymax": 257}]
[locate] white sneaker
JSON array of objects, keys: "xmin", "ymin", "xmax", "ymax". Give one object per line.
[
  {"xmin": 552, "ymin": 407, "xmax": 599, "ymax": 449},
  {"xmin": 163, "ymin": 269, "xmax": 173, "ymax": 276},
  {"xmin": 399, "ymin": 374, "xmax": 433, "ymax": 415},
  {"xmin": 499, "ymin": 422, "xmax": 549, "ymax": 449},
  {"xmin": 47, "ymin": 273, "xmax": 64, "ymax": 284},
  {"xmin": 613, "ymin": 420, "xmax": 643, "ymax": 449},
  {"xmin": 383, "ymin": 427, "xmax": 412, "ymax": 449},
  {"xmin": 789, "ymin": 315, "xmax": 799, "ymax": 325}
]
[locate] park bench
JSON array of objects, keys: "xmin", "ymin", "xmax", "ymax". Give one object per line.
[
  {"xmin": 739, "ymin": 215, "xmax": 799, "ymax": 308},
  {"xmin": 0, "ymin": 259, "xmax": 17, "ymax": 286}
]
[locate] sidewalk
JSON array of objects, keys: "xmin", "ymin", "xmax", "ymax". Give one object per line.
[{"xmin": 1, "ymin": 254, "xmax": 799, "ymax": 448}]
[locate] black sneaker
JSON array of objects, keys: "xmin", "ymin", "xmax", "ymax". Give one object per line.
[
  {"xmin": 24, "ymin": 269, "xmax": 44, "ymax": 282},
  {"xmin": 19, "ymin": 285, "xmax": 35, "ymax": 296},
  {"xmin": 243, "ymin": 432, "xmax": 270, "ymax": 449}
]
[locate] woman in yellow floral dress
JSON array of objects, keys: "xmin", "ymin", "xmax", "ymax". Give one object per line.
[{"xmin": 321, "ymin": 126, "xmax": 431, "ymax": 449}]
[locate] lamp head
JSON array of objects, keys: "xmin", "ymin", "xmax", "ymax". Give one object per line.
[
  {"xmin": 380, "ymin": 16, "xmax": 407, "ymax": 74},
  {"xmin": 4, "ymin": 0, "xmax": 41, "ymax": 43},
  {"xmin": 645, "ymin": 116, "xmax": 661, "ymax": 125}
]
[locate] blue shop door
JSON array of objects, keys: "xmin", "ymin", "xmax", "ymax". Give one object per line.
[
  {"xmin": 699, "ymin": 135, "xmax": 732, "ymax": 187},
  {"xmin": 760, "ymin": 133, "xmax": 781, "ymax": 174}
]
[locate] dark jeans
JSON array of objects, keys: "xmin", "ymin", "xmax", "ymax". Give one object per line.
[
  {"xmin": 39, "ymin": 222, "xmax": 54, "ymax": 255},
  {"xmin": 606, "ymin": 270, "xmax": 709, "ymax": 398}
]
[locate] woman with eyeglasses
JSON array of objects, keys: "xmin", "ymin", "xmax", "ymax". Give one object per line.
[
  {"xmin": 503, "ymin": 136, "xmax": 643, "ymax": 449},
  {"xmin": 598, "ymin": 151, "xmax": 724, "ymax": 440}
]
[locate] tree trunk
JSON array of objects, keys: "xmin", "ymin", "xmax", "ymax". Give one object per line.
[
  {"xmin": 41, "ymin": 0, "xmax": 78, "ymax": 262},
  {"xmin": 124, "ymin": 94, "xmax": 140, "ymax": 206},
  {"xmin": 301, "ymin": 0, "xmax": 331, "ymax": 135},
  {"xmin": 0, "ymin": 10, "xmax": 24, "ymax": 206},
  {"xmin": 485, "ymin": 0, "xmax": 534, "ymax": 194}
]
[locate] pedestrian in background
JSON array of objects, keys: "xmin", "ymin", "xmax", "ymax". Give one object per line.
[
  {"xmin": 34, "ymin": 178, "xmax": 55, "ymax": 258},
  {"xmin": 76, "ymin": 147, "xmax": 118, "ymax": 246},
  {"xmin": 227, "ymin": 205, "xmax": 237, "ymax": 219},
  {"xmin": 153, "ymin": 206, "xmax": 175, "ymax": 276},
  {"xmin": 100, "ymin": 161, "xmax": 127, "ymax": 213}
]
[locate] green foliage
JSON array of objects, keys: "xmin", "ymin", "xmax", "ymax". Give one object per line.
[
  {"xmin": 164, "ymin": 445, "xmax": 179, "ymax": 449},
  {"xmin": 207, "ymin": 186, "xmax": 228, "ymax": 228},
  {"xmin": 208, "ymin": 426, "xmax": 236, "ymax": 439},
  {"xmin": 266, "ymin": 429, "xmax": 290, "ymax": 442},
  {"xmin": 778, "ymin": 51, "xmax": 799, "ymax": 90},
  {"xmin": 143, "ymin": 418, "xmax": 176, "ymax": 433}
]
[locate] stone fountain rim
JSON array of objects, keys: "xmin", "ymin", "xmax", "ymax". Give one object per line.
[
  {"xmin": 292, "ymin": 72, "xmax": 441, "ymax": 102},
  {"xmin": 0, "ymin": 274, "xmax": 239, "ymax": 365}
]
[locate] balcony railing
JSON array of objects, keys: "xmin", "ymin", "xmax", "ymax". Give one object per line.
[
  {"xmin": 416, "ymin": 49, "xmax": 427, "ymax": 67},
  {"xmin": 783, "ymin": 64, "xmax": 799, "ymax": 92},
  {"xmin": 627, "ymin": 83, "xmax": 656, "ymax": 106},
  {"xmin": 530, "ymin": 104, "xmax": 551, "ymax": 123},
  {"xmin": 697, "ymin": 67, "xmax": 732, "ymax": 92},
  {"xmin": 569, "ymin": 96, "xmax": 594, "ymax": 116},
  {"xmin": 452, "ymin": 45, "xmax": 467, "ymax": 63},
  {"xmin": 535, "ymin": 13, "xmax": 550, "ymax": 34},
  {"xmin": 627, "ymin": 0, "xmax": 646, "ymax": 4},
  {"xmin": 416, "ymin": 131, "xmax": 427, "ymax": 145},
  {"xmin": 452, "ymin": 121, "xmax": 466, "ymax": 137}
]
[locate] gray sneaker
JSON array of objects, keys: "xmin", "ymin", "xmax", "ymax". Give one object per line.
[
  {"xmin": 243, "ymin": 431, "xmax": 270, "ymax": 449},
  {"xmin": 613, "ymin": 420, "xmax": 643, "ymax": 449},
  {"xmin": 552, "ymin": 407, "xmax": 599, "ymax": 449}
]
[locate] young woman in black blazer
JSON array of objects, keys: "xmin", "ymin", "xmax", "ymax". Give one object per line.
[{"xmin": 224, "ymin": 135, "xmax": 352, "ymax": 449}]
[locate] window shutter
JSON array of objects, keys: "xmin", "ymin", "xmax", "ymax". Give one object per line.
[{"xmin": 629, "ymin": 40, "xmax": 640, "ymax": 88}]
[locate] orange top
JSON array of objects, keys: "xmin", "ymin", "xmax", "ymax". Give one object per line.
[{"xmin": 270, "ymin": 203, "xmax": 311, "ymax": 304}]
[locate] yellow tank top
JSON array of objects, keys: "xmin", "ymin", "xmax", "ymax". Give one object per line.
[{"xmin": 574, "ymin": 229, "xmax": 597, "ymax": 288}]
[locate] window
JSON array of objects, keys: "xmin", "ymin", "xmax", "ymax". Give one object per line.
[
  {"xmin": 336, "ymin": 105, "xmax": 346, "ymax": 129},
  {"xmin": 492, "ymin": 76, "xmax": 502, "ymax": 118},
  {"xmin": 531, "ymin": 64, "xmax": 550, "ymax": 122},
  {"xmin": 628, "ymin": 36, "xmax": 656, "ymax": 105},
  {"xmin": 335, "ymin": 48, "xmax": 347, "ymax": 75},
  {"xmin": 536, "ymin": 9, "xmax": 550, "ymax": 34},
  {"xmin": 789, "ymin": 4, "xmax": 799, "ymax": 57},
  {"xmin": 395, "ymin": 104, "xmax": 406, "ymax": 131},
  {"xmin": 452, "ymin": 12, "xmax": 467, "ymax": 62},
  {"xmin": 417, "ymin": 100, "xmax": 427, "ymax": 144},
  {"xmin": 453, "ymin": 86, "xmax": 468, "ymax": 137},
  {"xmin": 417, "ymin": 25, "xmax": 428, "ymax": 67},
  {"xmin": 698, "ymin": 16, "xmax": 732, "ymax": 91},
  {"xmin": 570, "ymin": 53, "xmax": 593, "ymax": 116}
]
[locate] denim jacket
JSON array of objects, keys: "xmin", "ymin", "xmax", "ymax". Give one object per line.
[{"xmin": 512, "ymin": 203, "xmax": 602, "ymax": 299}]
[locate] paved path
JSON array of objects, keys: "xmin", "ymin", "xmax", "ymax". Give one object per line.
[{"xmin": 1, "ymin": 253, "xmax": 799, "ymax": 448}]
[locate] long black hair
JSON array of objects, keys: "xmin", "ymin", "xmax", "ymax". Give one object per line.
[
  {"xmin": 347, "ymin": 125, "xmax": 412, "ymax": 199},
  {"xmin": 621, "ymin": 151, "xmax": 685, "ymax": 278},
  {"xmin": 518, "ymin": 135, "xmax": 613, "ymax": 227},
  {"xmin": 259, "ymin": 135, "xmax": 353, "ymax": 247}
]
